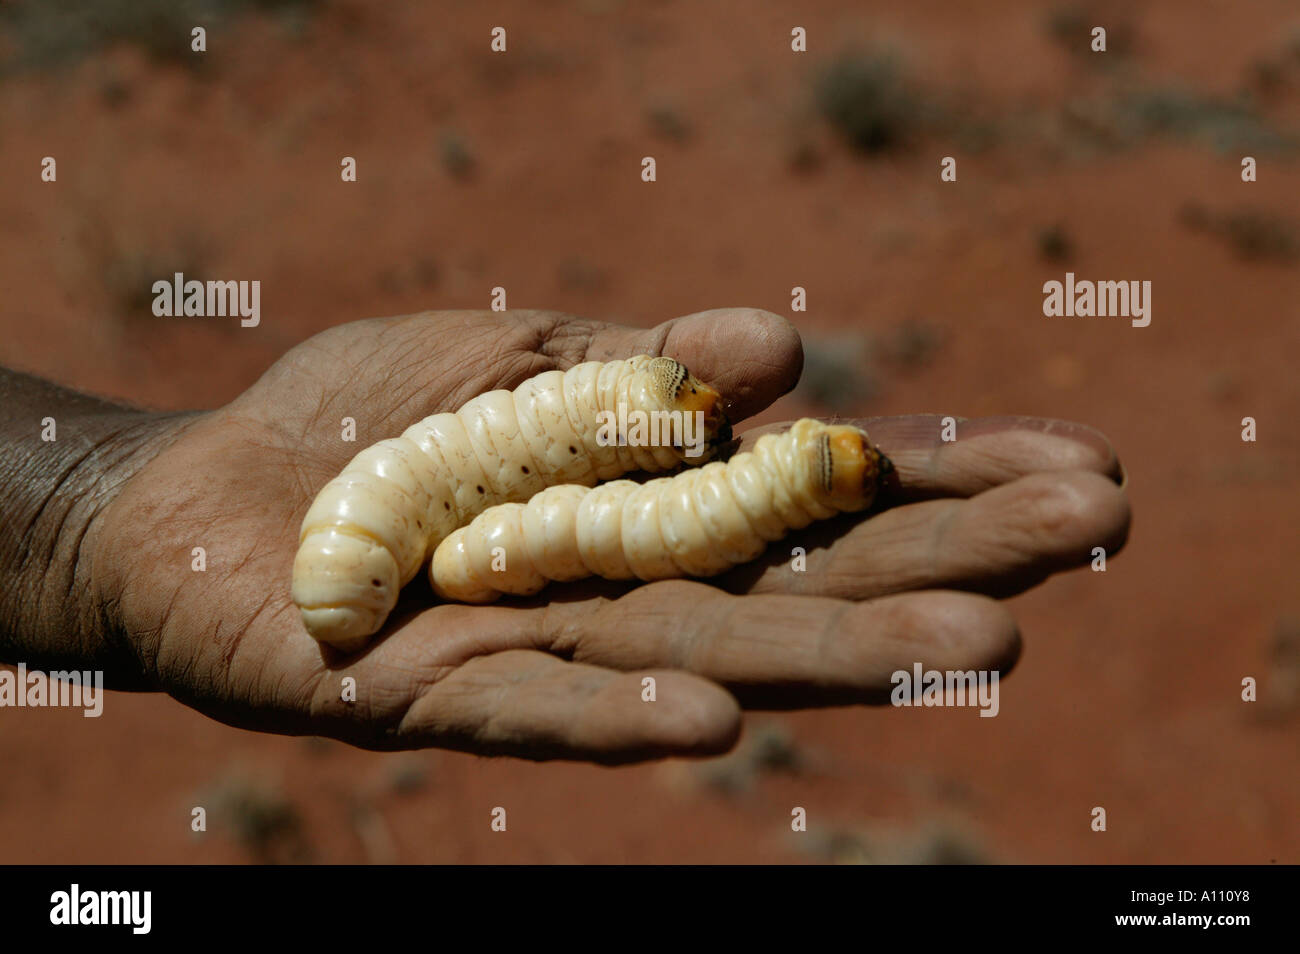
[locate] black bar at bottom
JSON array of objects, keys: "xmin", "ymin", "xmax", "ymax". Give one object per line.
[{"xmin": 0, "ymin": 864, "xmax": 1285, "ymax": 940}]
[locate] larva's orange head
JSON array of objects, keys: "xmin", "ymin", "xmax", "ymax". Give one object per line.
[
  {"xmin": 648, "ymin": 356, "xmax": 732, "ymax": 452},
  {"xmin": 809, "ymin": 422, "xmax": 893, "ymax": 513}
]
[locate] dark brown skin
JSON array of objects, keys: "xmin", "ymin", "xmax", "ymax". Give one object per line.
[{"xmin": 0, "ymin": 308, "xmax": 1130, "ymax": 763}]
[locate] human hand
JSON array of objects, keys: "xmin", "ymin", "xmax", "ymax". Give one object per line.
[{"xmin": 75, "ymin": 308, "xmax": 1128, "ymax": 762}]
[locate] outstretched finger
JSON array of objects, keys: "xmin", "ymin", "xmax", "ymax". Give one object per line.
[
  {"xmin": 389, "ymin": 649, "xmax": 741, "ymax": 763},
  {"xmin": 721, "ymin": 469, "xmax": 1130, "ymax": 600},
  {"xmin": 576, "ymin": 306, "xmax": 803, "ymax": 423},
  {"xmin": 535, "ymin": 582, "xmax": 1021, "ymax": 709},
  {"xmin": 738, "ymin": 414, "xmax": 1125, "ymax": 498}
]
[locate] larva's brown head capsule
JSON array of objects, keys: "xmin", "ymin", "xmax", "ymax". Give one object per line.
[
  {"xmin": 810, "ymin": 422, "xmax": 892, "ymax": 513},
  {"xmin": 677, "ymin": 376, "xmax": 730, "ymax": 449},
  {"xmin": 647, "ymin": 356, "xmax": 731, "ymax": 456}
]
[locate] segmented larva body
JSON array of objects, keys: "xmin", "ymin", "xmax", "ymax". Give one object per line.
[
  {"xmin": 429, "ymin": 419, "xmax": 892, "ymax": 604},
  {"xmin": 293, "ymin": 356, "xmax": 728, "ymax": 650}
]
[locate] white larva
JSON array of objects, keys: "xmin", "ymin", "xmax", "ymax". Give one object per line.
[
  {"xmin": 429, "ymin": 418, "xmax": 893, "ymax": 603},
  {"xmin": 293, "ymin": 355, "xmax": 729, "ymax": 650}
]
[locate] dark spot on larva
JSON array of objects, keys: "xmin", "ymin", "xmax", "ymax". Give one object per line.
[
  {"xmin": 521, "ymin": 465, "xmax": 530, "ymax": 474},
  {"xmin": 444, "ymin": 502, "xmax": 451, "ymax": 510},
  {"xmin": 416, "ymin": 520, "xmax": 423, "ymax": 529},
  {"xmin": 476, "ymin": 485, "xmax": 485, "ymax": 494},
  {"xmin": 371, "ymin": 579, "xmax": 381, "ymax": 587},
  {"xmin": 569, "ymin": 445, "xmax": 578, "ymax": 454}
]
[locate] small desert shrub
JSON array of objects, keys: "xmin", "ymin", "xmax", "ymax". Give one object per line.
[
  {"xmin": 1037, "ymin": 224, "xmax": 1074, "ymax": 262},
  {"xmin": 438, "ymin": 130, "xmax": 477, "ymax": 180},
  {"xmin": 0, "ymin": 0, "xmax": 324, "ymax": 72},
  {"xmin": 814, "ymin": 49, "xmax": 920, "ymax": 154}
]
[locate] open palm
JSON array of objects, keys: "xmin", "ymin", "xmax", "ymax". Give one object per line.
[{"xmin": 91, "ymin": 308, "xmax": 1129, "ymax": 763}]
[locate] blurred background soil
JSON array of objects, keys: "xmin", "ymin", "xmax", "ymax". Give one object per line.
[{"xmin": 0, "ymin": 0, "xmax": 1296, "ymax": 863}]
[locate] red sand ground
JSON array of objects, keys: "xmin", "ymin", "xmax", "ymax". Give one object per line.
[{"xmin": 0, "ymin": 1, "xmax": 1296, "ymax": 862}]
